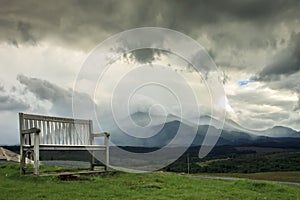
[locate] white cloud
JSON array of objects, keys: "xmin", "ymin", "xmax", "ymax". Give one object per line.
[{"xmin": 0, "ymin": 43, "xmax": 85, "ymax": 87}]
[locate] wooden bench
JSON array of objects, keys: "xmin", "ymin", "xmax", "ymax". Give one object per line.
[{"xmin": 19, "ymin": 113, "xmax": 110, "ymax": 175}]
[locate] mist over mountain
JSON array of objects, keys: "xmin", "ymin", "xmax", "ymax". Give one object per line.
[{"xmin": 109, "ymin": 111, "xmax": 300, "ymax": 147}]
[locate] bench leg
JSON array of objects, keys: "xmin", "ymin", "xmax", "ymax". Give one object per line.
[
  {"xmin": 105, "ymin": 135, "xmax": 109, "ymax": 171},
  {"xmin": 90, "ymin": 151, "xmax": 94, "ymax": 171},
  {"xmin": 33, "ymin": 132, "xmax": 39, "ymax": 175},
  {"xmin": 20, "ymin": 146, "xmax": 26, "ymax": 175},
  {"xmin": 19, "ymin": 112, "xmax": 25, "ymax": 175}
]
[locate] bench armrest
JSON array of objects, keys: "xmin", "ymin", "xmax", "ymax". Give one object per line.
[
  {"xmin": 21, "ymin": 128, "xmax": 41, "ymax": 135},
  {"xmin": 92, "ymin": 132, "xmax": 110, "ymax": 137}
]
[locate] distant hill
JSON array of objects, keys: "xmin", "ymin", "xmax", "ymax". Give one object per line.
[{"xmin": 262, "ymin": 126, "xmax": 300, "ymax": 138}]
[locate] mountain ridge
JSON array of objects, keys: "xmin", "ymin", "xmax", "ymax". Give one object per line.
[{"xmin": 108, "ymin": 111, "xmax": 300, "ymax": 147}]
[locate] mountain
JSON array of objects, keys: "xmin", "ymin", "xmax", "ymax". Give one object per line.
[
  {"xmin": 196, "ymin": 115, "xmax": 300, "ymax": 139},
  {"xmin": 262, "ymin": 126, "xmax": 300, "ymax": 138},
  {"xmin": 109, "ymin": 111, "xmax": 300, "ymax": 147}
]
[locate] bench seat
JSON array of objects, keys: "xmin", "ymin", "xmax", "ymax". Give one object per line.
[{"xmin": 22, "ymin": 144, "xmax": 107, "ymax": 151}]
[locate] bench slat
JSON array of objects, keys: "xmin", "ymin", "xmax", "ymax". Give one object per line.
[
  {"xmin": 39, "ymin": 145, "xmax": 106, "ymax": 151},
  {"xmin": 22, "ymin": 113, "xmax": 90, "ymax": 124}
]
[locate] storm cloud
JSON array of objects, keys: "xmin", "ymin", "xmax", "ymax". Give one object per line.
[
  {"xmin": 0, "ymin": 0, "xmax": 299, "ymax": 50},
  {"xmin": 1, "ymin": 0, "xmax": 300, "ymax": 70},
  {"xmin": 256, "ymin": 33, "xmax": 300, "ymax": 80}
]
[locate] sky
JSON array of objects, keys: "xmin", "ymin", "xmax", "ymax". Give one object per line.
[{"xmin": 0, "ymin": 0, "xmax": 300, "ymax": 145}]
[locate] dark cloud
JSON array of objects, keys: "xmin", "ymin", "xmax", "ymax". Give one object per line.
[
  {"xmin": 17, "ymin": 74, "xmax": 95, "ymax": 116},
  {"xmin": 249, "ymin": 32, "xmax": 300, "ymax": 112},
  {"xmin": 209, "ymin": 0, "xmax": 299, "ymax": 22},
  {"xmin": 0, "ymin": 0, "xmax": 299, "ymax": 51},
  {"xmin": 255, "ymin": 33, "xmax": 300, "ymax": 80},
  {"xmin": 0, "ymin": 0, "xmax": 298, "ymax": 73},
  {"xmin": 17, "ymin": 21, "xmax": 36, "ymax": 44},
  {"xmin": 17, "ymin": 74, "xmax": 72, "ymax": 102},
  {"xmin": 125, "ymin": 49, "xmax": 164, "ymax": 64}
]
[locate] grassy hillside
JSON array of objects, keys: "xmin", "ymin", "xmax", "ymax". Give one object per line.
[
  {"xmin": 0, "ymin": 164, "xmax": 299, "ymax": 200},
  {"xmin": 165, "ymin": 150, "xmax": 300, "ymax": 174}
]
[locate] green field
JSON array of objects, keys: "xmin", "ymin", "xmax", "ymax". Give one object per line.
[
  {"xmin": 0, "ymin": 164, "xmax": 300, "ymax": 200},
  {"xmin": 198, "ymin": 171, "xmax": 300, "ymax": 183}
]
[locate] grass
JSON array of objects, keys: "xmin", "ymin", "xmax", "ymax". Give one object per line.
[
  {"xmin": 166, "ymin": 150, "xmax": 300, "ymax": 174},
  {"xmin": 0, "ymin": 163, "xmax": 300, "ymax": 200},
  {"xmin": 197, "ymin": 171, "xmax": 300, "ymax": 183}
]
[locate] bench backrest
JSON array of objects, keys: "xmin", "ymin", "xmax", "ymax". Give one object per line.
[{"xmin": 19, "ymin": 113, "xmax": 92, "ymax": 146}]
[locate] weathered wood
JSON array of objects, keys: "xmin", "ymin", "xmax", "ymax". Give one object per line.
[
  {"xmin": 55, "ymin": 121, "xmax": 59, "ymax": 144},
  {"xmin": 89, "ymin": 120, "xmax": 94, "ymax": 170},
  {"xmin": 21, "ymin": 128, "xmax": 40, "ymax": 135},
  {"xmin": 29, "ymin": 120, "xmax": 33, "ymax": 145},
  {"xmin": 22, "ymin": 113, "xmax": 90, "ymax": 124},
  {"xmin": 105, "ymin": 133, "xmax": 110, "ymax": 170},
  {"xmin": 34, "ymin": 131, "xmax": 40, "ymax": 175},
  {"xmin": 38, "ymin": 170, "xmax": 107, "ymax": 177},
  {"xmin": 92, "ymin": 132, "xmax": 110, "ymax": 170},
  {"xmin": 39, "ymin": 145, "xmax": 106, "ymax": 151},
  {"xmin": 24, "ymin": 119, "xmax": 29, "ymax": 145},
  {"xmin": 42, "ymin": 120, "xmax": 46, "ymax": 144},
  {"xmin": 50, "ymin": 121, "xmax": 55, "ymax": 144},
  {"xmin": 19, "ymin": 113, "xmax": 25, "ymax": 174},
  {"xmin": 19, "ymin": 112, "xmax": 110, "ymax": 175},
  {"xmin": 93, "ymin": 132, "xmax": 110, "ymax": 137}
]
